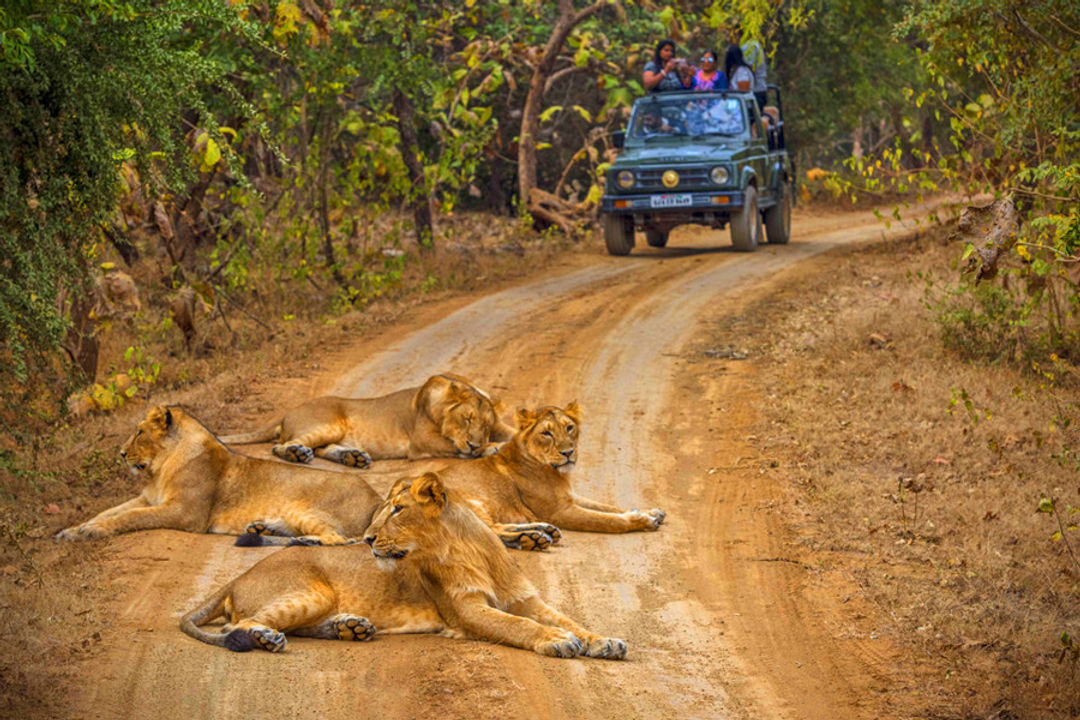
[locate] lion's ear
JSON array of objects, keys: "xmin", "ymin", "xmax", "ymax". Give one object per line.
[
  {"xmin": 411, "ymin": 472, "xmax": 447, "ymax": 512},
  {"xmin": 146, "ymin": 406, "xmax": 174, "ymax": 434},
  {"xmin": 514, "ymin": 407, "xmax": 540, "ymax": 430},
  {"xmin": 564, "ymin": 401, "xmax": 582, "ymax": 424}
]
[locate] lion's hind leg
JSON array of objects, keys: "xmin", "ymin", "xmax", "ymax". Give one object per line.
[
  {"xmin": 272, "ymin": 425, "xmax": 345, "ymax": 465},
  {"xmin": 223, "ymin": 583, "xmax": 336, "ymax": 653},
  {"xmin": 492, "ymin": 523, "xmax": 560, "ymax": 551},
  {"xmin": 314, "ymin": 443, "xmax": 373, "ymax": 469},
  {"xmin": 294, "ymin": 614, "xmax": 376, "ymax": 642},
  {"xmin": 234, "ymin": 513, "xmax": 351, "ymax": 547}
]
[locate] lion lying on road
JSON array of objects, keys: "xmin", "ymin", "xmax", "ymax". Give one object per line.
[
  {"xmin": 219, "ymin": 374, "xmax": 515, "ymax": 468},
  {"xmin": 432, "ymin": 402, "xmax": 666, "ymax": 551},
  {"xmin": 56, "ymin": 405, "xmax": 381, "ymax": 545},
  {"xmin": 180, "ymin": 472, "xmax": 627, "ymax": 659}
]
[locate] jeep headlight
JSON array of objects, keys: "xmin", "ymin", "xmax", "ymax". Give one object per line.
[
  {"xmin": 616, "ymin": 170, "xmax": 635, "ymax": 189},
  {"xmin": 710, "ymin": 166, "xmax": 730, "ymax": 185}
]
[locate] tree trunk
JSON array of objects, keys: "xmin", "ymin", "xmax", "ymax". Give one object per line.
[
  {"xmin": 317, "ymin": 114, "xmax": 345, "ymax": 287},
  {"xmin": 393, "ymin": 89, "xmax": 434, "ymax": 250},
  {"xmin": 517, "ymin": 0, "xmax": 609, "ymax": 214}
]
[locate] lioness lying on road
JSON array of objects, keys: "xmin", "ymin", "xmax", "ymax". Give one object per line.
[
  {"xmin": 219, "ymin": 373, "xmax": 515, "ymax": 467},
  {"xmin": 56, "ymin": 406, "xmax": 381, "ymax": 545},
  {"xmin": 180, "ymin": 472, "xmax": 627, "ymax": 659},
  {"xmin": 434, "ymin": 402, "xmax": 666, "ymax": 551}
]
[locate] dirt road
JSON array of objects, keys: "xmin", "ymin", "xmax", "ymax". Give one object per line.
[{"xmin": 65, "ymin": 206, "xmax": 934, "ymax": 719}]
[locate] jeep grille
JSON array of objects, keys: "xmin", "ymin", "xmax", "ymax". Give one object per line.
[{"xmin": 636, "ymin": 168, "xmax": 710, "ymax": 189}]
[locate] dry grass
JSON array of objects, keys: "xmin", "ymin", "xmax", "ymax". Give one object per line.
[
  {"xmin": 733, "ymin": 228, "xmax": 1080, "ymax": 718},
  {"xmin": 0, "ymin": 210, "xmax": 577, "ymax": 716}
]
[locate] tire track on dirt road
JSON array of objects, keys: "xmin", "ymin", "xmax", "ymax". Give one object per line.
[{"xmin": 64, "ymin": 203, "xmax": 941, "ymax": 720}]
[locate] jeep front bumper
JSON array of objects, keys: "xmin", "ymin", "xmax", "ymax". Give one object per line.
[{"xmin": 600, "ymin": 191, "xmax": 744, "ymax": 214}]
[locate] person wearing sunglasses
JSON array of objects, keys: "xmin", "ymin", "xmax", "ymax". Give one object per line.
[{"xmin": 691, "ymin": 50, "xmax": 727, "ymax": 91}]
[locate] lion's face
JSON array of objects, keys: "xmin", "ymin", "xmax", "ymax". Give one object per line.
[
  {"xmin": 516, "ymin": 403, "xmax": 581, "ymax": 471},
  {"xmin": 120, "ymin": 406, "xmax": 174, "ymax": 474},
  {"xmin": 441, "ymin": 394, "xmax": 500, "ymax": 457},
  {"xmin": 363, "ymin": 473, "xmax": 446, "ymax": 563}
]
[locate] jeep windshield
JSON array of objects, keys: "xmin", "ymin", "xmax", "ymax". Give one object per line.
[{"xmin": 628, "ymin": 96, "xmax": 745, "ymax": 140}]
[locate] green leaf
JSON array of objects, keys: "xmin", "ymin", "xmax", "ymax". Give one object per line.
[
  {"xmin": 1038, "ymin": 496, "xmax": 1054, "ymax": 514},
  {"xmin": 539, "ymin": 105, "xmax": 562, "ymax": 123}
]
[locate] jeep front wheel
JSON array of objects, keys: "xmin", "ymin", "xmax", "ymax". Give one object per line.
[
  {"xmin": 730, "ymin": 185, "xmax": 761, "ymax": 252},
  {"xmin": 764, "ymin": 184, "xmax": 792, "ymax": 244},
  {"xmin": 603, "ymin": 214, "xmax": 634, "ymax": 256}
]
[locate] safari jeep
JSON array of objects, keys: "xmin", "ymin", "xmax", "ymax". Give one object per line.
[{"xmin": 600, "ymin": 87, "xmax": 794, "ymax": 255}]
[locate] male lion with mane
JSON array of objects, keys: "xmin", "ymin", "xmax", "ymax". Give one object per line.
[
  {"xmin": 180, "ymin": 472, "xmax": 627, "ymax": 659},
  {"xmin": 428, "ymin": 402, "xmax": 666, "ymax": 551},
  {"xmin": 56, "ymin": 405, "xmax": 381, "ymax": 545},
  {"xmin": 218, "ymin": 373, "xmax": 515, "ymax": 468}
]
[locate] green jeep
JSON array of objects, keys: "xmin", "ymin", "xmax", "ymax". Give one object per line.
[{"xmin": 600, "ymin": 86, "xmax": 794, "ymax": 255}]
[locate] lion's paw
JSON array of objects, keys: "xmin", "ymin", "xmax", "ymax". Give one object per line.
[
  {"xmin": 332, "ymin": 615, "xmax": 376, "ymax": 641},
  {"xmin": 536, "ymin": 630, "xmax": 583, "ymax": 659},
  {"xmin": 646, "ymin": 508, "xmax": 666, "ymax": 529},
  {"xmin": 286, "ymin": 536, "xmax": 323, "ymax": 547},
  {"xmin": 338, "ymin": 449, "xmax": 372, "ymax": 469},
  {"xmin": 225, "ymin": 625, "xmax": 287, "ymax": 653},
  {"xmin": 278, "ymin": 444, "xmax": 314, "ymax": 464},
  {"xmin": 54, "ymin": 523, "xmax": 106, "ymax": 542},
  {"xmin": 629, "ymin": 508, "xmax": 665, "ymax": 531},
  {"xmin": 537, "ymin": 523, "xmax": 562, "ymax": 544},
  {"xmin": 480, "ymin": 442, "xmax": 504, "ymax": 457},
  {"xmin": 244, "ymin": 522, "xmax": 271, "ymax": 536},
  {"xmin": 504, "ymin": 529, "xmax": 553, "ymax": 552},
  {"xmin": 583, "ymin": 636, "xmax": 627, "ymax": 660}
]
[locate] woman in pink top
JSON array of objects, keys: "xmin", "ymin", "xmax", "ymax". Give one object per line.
[{"xmin": 692, "ymin": 50, "xmax": 727, "ymax": 91}]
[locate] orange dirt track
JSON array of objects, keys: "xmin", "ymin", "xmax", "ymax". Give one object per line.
[{"xmin": 64, "ymin": 204, "xmax": 937, "ymax": 719}]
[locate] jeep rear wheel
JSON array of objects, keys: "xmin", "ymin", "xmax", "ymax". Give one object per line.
[
  {"xmin": 764, "ymin": 184, "xmax": 792, "ymax": 244},
  {"xmin": 645, "ymin": 228, "xmax": 669, "ymax": 248},
  {"xmin": 730, "ymin": 185, "xmax": 761, "ymax": 252},
  {"xmin": 603, "ymin": 214, "xmax": 634, "ymax": 256}
]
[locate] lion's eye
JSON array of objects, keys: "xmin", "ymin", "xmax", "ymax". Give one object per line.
[
  {"xmin": 541, "ymin": 430, "xmax": 553, "ymax": 438},
  {"xmin": 391, "ymin": 505, "xmax": 404, "ymax": 516},
  {"xmin": 566, "ymin": 425, "xmax": 575, "ymax": 433}
]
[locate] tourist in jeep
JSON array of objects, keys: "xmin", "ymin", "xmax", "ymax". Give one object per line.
[
  {"xmin": 691, "ymin": 50, "xmax": 727, "ymax": 91},
  {"xmin": 724, "ymin": 44, "xmax": 754, "ymax": 93},
  {"xmin": 643, "ymin": 39, "xmax": 690, "ymax": 92}
]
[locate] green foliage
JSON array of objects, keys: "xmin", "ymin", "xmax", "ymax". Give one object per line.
[
  {"xmin": 929, "ymin": 279, "xmax": 1035, "ymax": 363},
  {"xmin": 0, "ymin": 0, "xmax": 261, "ymax": 430}
]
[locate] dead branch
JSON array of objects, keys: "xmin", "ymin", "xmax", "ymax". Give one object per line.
[{"xmin": 956, "ymin": 194, "xmax": 1022, "ymax": 281}]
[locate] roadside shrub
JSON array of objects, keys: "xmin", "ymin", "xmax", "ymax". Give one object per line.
[{"xmin": 929, "ymin": 280, "xmax": 1034, "ymax": 364}]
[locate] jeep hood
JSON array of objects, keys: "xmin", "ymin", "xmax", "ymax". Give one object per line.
[{"xmin": 613, "ymin": 143, "xmax": 739, "ymax": 167}]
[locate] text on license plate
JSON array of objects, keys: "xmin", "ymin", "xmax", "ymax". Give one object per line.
[{"xmin": 650, "ymin": 194, "xmax": 693, "ymax": 208}]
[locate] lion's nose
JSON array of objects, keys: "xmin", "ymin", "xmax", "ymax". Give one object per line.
[
  {"xmin": 119, "ymin": 450, "xmax": 127, "ymax": 458},
  {"xmin": 363, "ymin": 535, "xmax": 375, "ymax": 546},
  {"xmin": 561, "ymin": 449, "xmax": 574, "ymax": 458}
]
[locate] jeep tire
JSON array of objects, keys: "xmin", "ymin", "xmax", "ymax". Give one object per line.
[
  {"xmin": 603, "ymin": 214, "xmax": 634, "ymax": 256},
  {"xmin": 645, "ymin": 228, "xmax": 669, "ymax": 248},
  {"xmin": 730, "ymin": 185, "xmax": 761, "ymax": 252},
  {"xmin": 764, "ymin": 184, "xmax": 792, "ymax": 244}
]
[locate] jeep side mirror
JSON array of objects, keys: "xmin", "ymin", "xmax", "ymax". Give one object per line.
[{"xmin": 612, "ymin": 130, "xmax": 625, "ymax": 149}]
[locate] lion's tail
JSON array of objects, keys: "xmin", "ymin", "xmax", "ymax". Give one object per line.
[
  {"xmin": 179, "ymin": 586, "xmax": 231, "ymax": 648},
  {"xmin": 218, "ymin": 419, "xmax": 282, "ymax": 445}
]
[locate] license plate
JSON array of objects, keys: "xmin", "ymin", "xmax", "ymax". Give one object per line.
[{"xmin": 650, "ymin": 193, "xmax": 693, "ymax": 208}]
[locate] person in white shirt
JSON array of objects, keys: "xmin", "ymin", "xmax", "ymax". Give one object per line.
[
  {"xmin": 724, "ymin": 45, "xmax": 755, "ymax": 95},
  {"xmin": 733, "ymin": 22, "xmax": 768, "ymax": 110}
]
